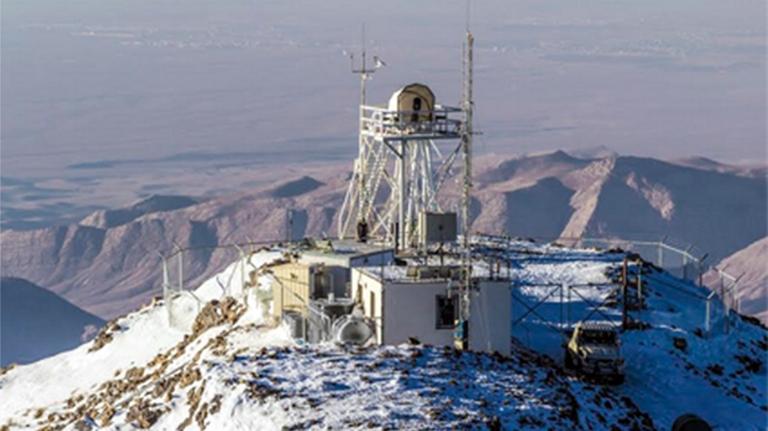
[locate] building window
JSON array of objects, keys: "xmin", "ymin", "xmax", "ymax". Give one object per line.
[{"xmin": 436, "ymin": 295, "xmax": 457, "ymax": 329}]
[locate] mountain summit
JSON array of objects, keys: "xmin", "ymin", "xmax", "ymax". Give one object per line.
[{"xmin": 0, "ymin": 240, "xmax": 764, "ymax": 430}]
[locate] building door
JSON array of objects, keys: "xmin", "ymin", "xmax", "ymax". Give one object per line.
[
  {"xmin": 369, "ymin": 291, "xmax": 376, "ymax": 319},
  {"xmin": 411, "ymin": 97, "xmax": 422, "ymax": 122}
]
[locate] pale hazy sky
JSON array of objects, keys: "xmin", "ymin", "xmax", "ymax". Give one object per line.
[
  {"xmin": 3, "ymin": 0, "xmax": 766, "ymax": 172},
  {"xmin": 1, "ymin": 0, "xmax": 766, "ymax": 227}
]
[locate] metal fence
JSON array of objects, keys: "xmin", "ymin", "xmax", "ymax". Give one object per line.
[
  {"xmin": 510, "ymin": 281, "xmax": 625, "ymax": 360},
  {"xmin": 158, "ymin": 239, "xmax": 282, "ymax": 329},
  {"xmin": 472, "ymin": 232, "xmax": 743, "ymax": 336},
  {"xmin": 555, "ymin": 236, "xmax": 741, "ymax": 336},
  {"xmin": 157, "ymin": 234, "xmax": 743, "ymax": 336}
]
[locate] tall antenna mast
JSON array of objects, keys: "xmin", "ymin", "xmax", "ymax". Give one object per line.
[
  {"xmin": 459, "ymin": 1, "xmax": 475, "ymax": 349},
  {"xmin": 460, "ymin": 0, "xmax": 474, "ymax": 248},
  {"xmin": 462, "ymin": 34, "xmax": 474, "ymax": 246},
  {"xmin": 350, "ymin": 24, "xmax": 378, "ymax": 231},
  {"xmin": 352, "ymin": 24, "xmax": 377, "ymax": 107}
]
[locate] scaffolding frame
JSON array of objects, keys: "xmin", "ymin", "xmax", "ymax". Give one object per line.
[{"xmin": 337, "ymin": 104, "xmax": 467, "ymax": 248}]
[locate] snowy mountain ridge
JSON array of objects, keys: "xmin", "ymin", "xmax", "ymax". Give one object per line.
[{"xmin": 0, "ymin": 239, "xmax": 765, "ymax": 430}]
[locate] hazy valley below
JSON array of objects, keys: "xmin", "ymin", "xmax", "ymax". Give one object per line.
[{"xmin": 3, "ymin": 0, "xmax": 765, "ymax": 230}]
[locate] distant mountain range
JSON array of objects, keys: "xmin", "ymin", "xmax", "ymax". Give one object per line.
[
  {"xmin": 1, "ymin": 277, "xmax": 105, "ymax": 366},
  {"xmin": 1, "ymin": 151, "xmax": 765, "ymax": 321}
]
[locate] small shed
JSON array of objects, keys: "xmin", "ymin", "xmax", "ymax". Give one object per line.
[
  {"xmin": 270, "ymin": 262, "xmax": 315, "ymax": 319},
  {"xmin": 270, "ymin": 262, "xmax": 342, "ymax": 319},
  {"xmin": 351, "ymin": 265, "xmax": 512, "ymax": 356},
  {"xmin": 387, "ymin": 83, "xmax": 435, "ymax": 123}
]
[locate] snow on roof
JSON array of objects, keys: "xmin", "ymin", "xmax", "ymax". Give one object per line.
[{"xmin": 294, "ymin": 239, "xmax": 393, "ymax": 264}]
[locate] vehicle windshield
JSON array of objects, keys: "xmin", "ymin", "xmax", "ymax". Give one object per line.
[{"xmin": 579, "ymin": 329, "xmax": 617, "ymax": 345}]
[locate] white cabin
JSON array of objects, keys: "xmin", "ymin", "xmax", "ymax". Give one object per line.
[{"xmin": 351, "ymin": 264, "xmax": 512, "ymax": 356}]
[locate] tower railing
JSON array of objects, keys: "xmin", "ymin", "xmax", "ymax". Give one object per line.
[
  {"xmin": 360, "ymin": 105, "xmax": 464, "ymax": 139},
  {"xmin": 341, "ymin": 101, "xmax": 468, "ymax": 245}
]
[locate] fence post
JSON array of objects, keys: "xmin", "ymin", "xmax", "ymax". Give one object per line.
[
  {"xmin": 156, "ymin": 251, "xmax": 169, "ymax": 299},
  {"xmin": 657, "ymin": 239, "xmax": 665, "ymax": 269},
  {"xmin": 719, "ymin": 271, "xmax": 727, "ymax": 335},
  {"xmin": 234, "ymin": 244, "xmax": 247, "ymax": 298},
  {"xmin": 719, "ymin": 272, "xmax": 725, "ymax": 303},
  {"xmin": 682, "ymin": 252, "xmax": 688, "ymax": 280},
  {"xmin": 242, "ymin": 249, "xmax": 247, "ymax": 295},
  {"xmin": 559, "ymin": 282, "xmax": 564, "ymax": 329},
  {"xmin": 637, "ymin": 259, "xmax": 643, "ymax": 304},
  {"xmin": 705, "ymin": 296, "xmax": 711, "ymax": 336},
  {"xmin": 724, "ymin": 276, "xmax": 741, "ymax": 335},
  {"xmin": 698, "ymin": 261, "xmax": 703, "ymax": 287},
  {"xmin": 622, "ymin": 257, "xmax": 628, "ymax": 330},
  {"xmin": 697, "ymin": 253, "xmax": 708, "ymax": 287},
  {"xmin": 723, "ymin": 284, "xmax": 730, "ymax": 334},
  {"xmin": 178, "ymin": 250, "xmax": 184, "ymax": 292},
  {"xmin": 163, "ymin": 257, "xmax": 172, "ymax": 325},
  {"xmin": 162, "ymin": 257, "xmax": 169, "ymax": 298}
]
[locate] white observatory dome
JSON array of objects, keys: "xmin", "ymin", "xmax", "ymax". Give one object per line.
[{"xmin": 387, "ymin": 83, "xmax": 435, "ymax": 123}]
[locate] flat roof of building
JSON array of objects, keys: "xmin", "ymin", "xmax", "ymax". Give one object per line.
[
  {"xmin": 290, "ymin": 239, "xmax": 394, "ymax": 267},
  {"xmin": 355, "ymin": 256, "xmax": 506, "ymax": 283}
]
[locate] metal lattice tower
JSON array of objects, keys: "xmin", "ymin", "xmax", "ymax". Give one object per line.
[
  {"xmin": 337, "ymin": 89, "xmax": 468, "ymax": 248},
  {"xmin": 337, "ymin": 31, "xmax": 473, "ymax": 250}
]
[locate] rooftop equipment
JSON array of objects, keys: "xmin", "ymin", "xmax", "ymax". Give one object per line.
[
  {"xmin": 418, "ymin": 212, "xmax": 458, "ymax": 246},
  {"xmin": 387, "ymin": 83, "xmax": 436, "ymax": 124},
  {"xmin": 333, "ymin": 309, "xmax": 375, "ymax": 345}
]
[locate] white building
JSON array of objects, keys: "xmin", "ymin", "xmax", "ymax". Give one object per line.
[{"xmin": 352, "ymin": 264, "xmax": 511, "ymax": 356}]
